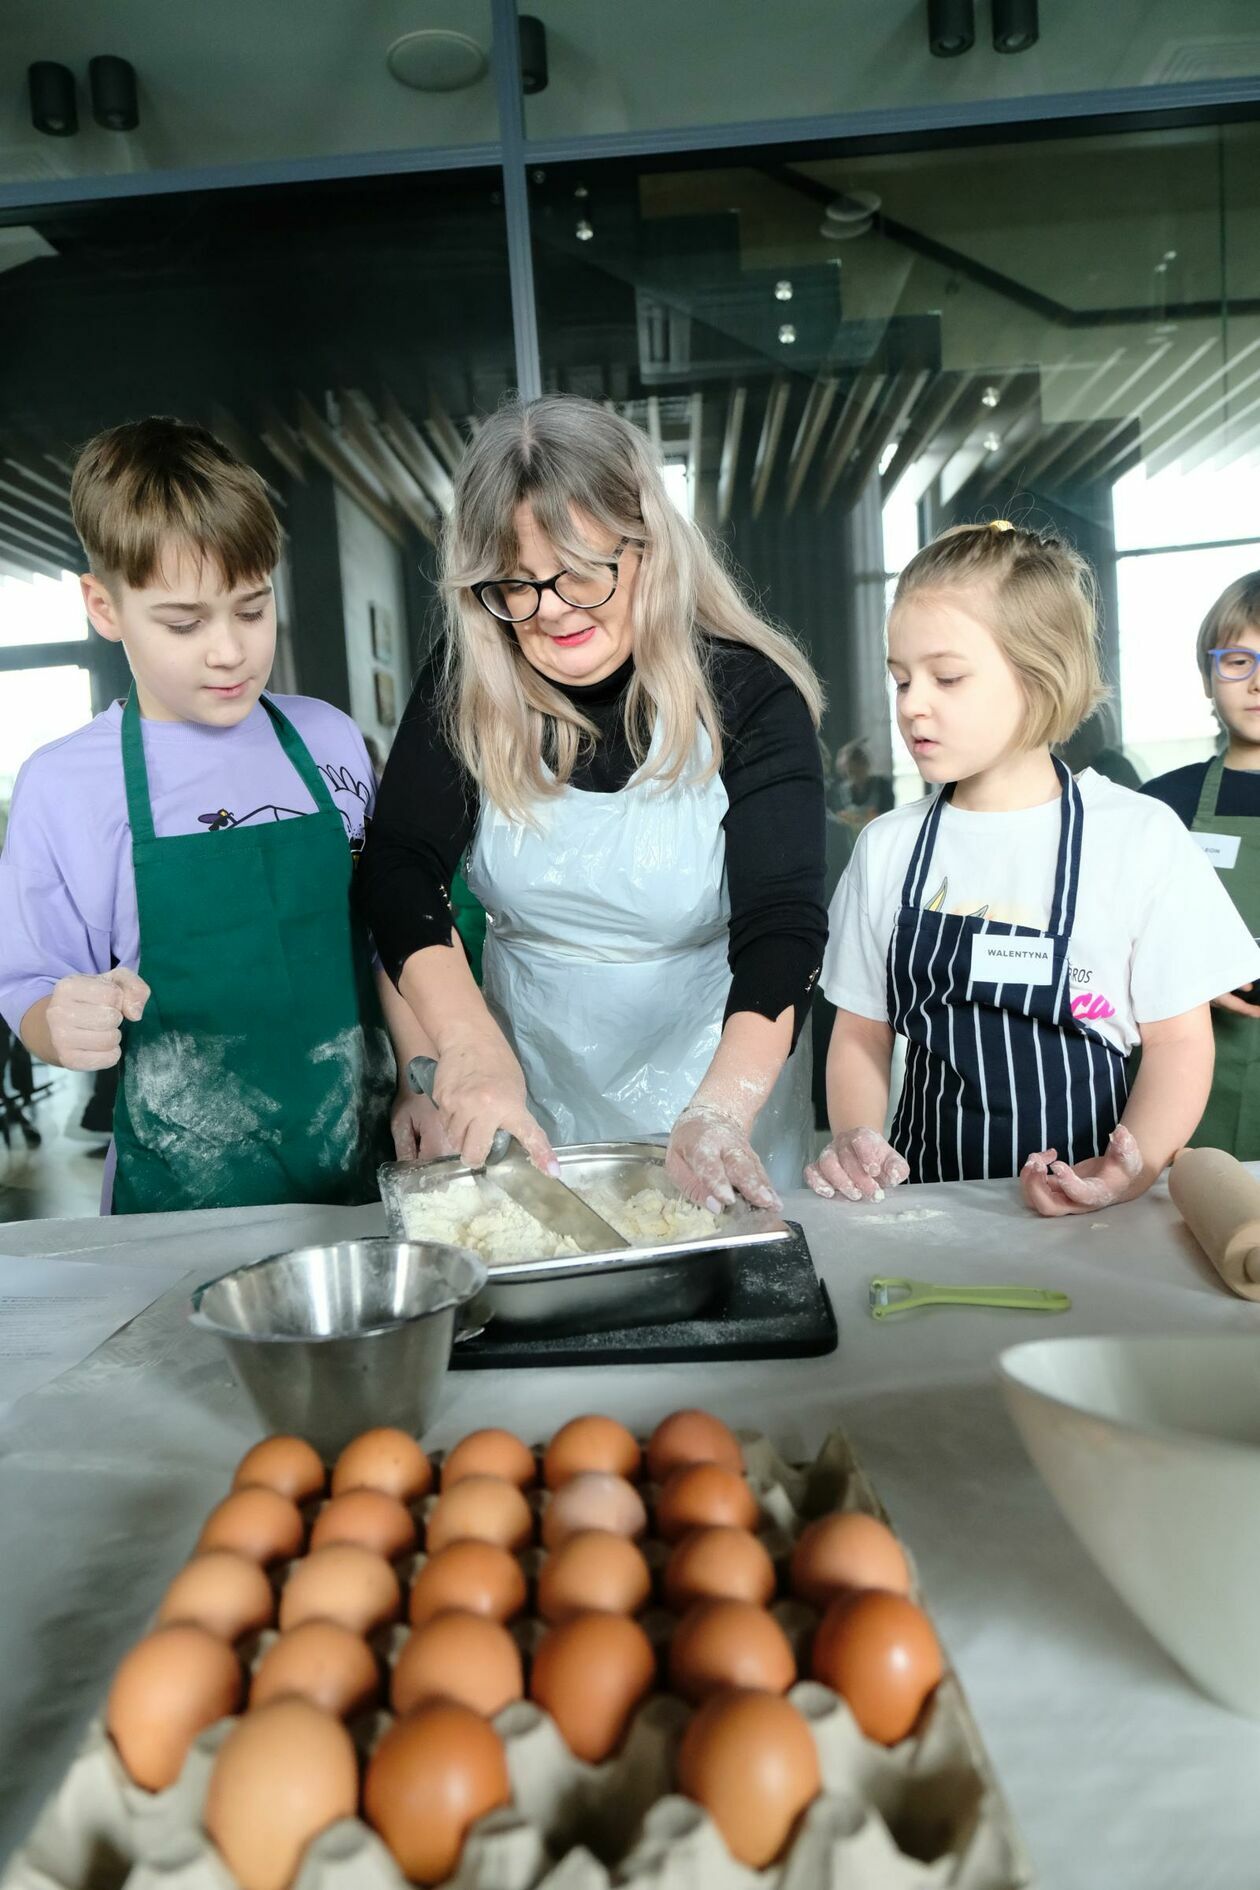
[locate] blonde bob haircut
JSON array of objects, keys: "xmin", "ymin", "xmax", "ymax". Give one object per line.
[
  {"xmin": 891, "ymin": 520, "xmax": 1106, "ymax": 749},
  {"xmin": 1196, "ymin": 571, "xmax": 1260, "ymax": 687},
  {"xmin": 440, "ymin": 396, "xmax": 823, "ymax": 822}
]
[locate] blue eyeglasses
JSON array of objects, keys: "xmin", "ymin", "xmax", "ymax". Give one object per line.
[{"xmin": 1209, "ymin": 647, "xmax": 1260, "ymax": 683}]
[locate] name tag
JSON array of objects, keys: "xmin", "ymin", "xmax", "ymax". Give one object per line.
[
  {"xmin": 970, "ymin": 936, "xmax": 1055, "ymax": 985},
  {"xmin": 1193, "ymin": 831, "xmax": 1241, "ymax": 870}
]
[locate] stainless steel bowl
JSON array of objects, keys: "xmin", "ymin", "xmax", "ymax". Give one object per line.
[{"xmin": 189, "ymin": 1239, "xmax": 488, "ymax": 1456}]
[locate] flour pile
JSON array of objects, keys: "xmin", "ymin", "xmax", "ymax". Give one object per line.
[{"xmin": 400, "ymin": 1176, "xmax": 722, "ymax": 1264}]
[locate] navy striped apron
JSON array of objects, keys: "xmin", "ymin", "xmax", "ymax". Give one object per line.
[{"xmin": 887, "ymin": 758, "xmax": 1129, "ymax": 1183}]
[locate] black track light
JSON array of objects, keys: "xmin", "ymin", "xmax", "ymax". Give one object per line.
[
  {"xmin": 28, "ymin": 62, "xmax": 78, "ymax": 137},
  {"xmin": 927, "ymin": 0, "xmax": 975, "ymax": 57},
  {"xmin": 90, "ymin": 55, "xmax": 139, "ymax": 131},
  {"xmin": 993, "ymin": 0, "xmax": 1039, "ymax": 53},
  {"xmin": 519, "ymin": 15, "xmax": 548, "ymax": 94}
]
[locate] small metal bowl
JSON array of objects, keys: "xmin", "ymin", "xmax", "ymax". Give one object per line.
[{"xmin": 189, "ymin": 1239, "xmax": 488, "ymax": 1456}]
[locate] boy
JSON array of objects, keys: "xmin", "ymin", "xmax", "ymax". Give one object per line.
[
  {"xmin": 0, "ymin": 416, "xmax": 428, "ymax": 1211},
  {"xmin": 1143, "ymin": 572, "xmax": 1260, "ymax": 1156}
]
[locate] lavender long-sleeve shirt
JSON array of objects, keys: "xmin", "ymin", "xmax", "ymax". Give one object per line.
[{"xmin": 0, "ymin": 694, "xmax": 378, "ymax": 1036}]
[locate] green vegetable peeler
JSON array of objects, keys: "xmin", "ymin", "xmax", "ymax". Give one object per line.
[{"xmin": 868, "ymin": 1276, "xmax": 1072, "ymax": 1319}]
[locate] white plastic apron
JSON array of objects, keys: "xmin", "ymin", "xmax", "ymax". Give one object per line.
[{"xmin": 463, "ymin": 730, "xmax": 813, "ymax": 1191}]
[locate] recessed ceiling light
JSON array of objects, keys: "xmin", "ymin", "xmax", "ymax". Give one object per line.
[{"xmin": 386, "ymin": 30, "xmax": 488, "ymax": 93}]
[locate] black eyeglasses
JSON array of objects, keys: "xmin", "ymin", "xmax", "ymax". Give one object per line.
[
  {"xmin": 473, "ymin": 537, "xmax": 631, "ymax": 625},
  {"xmin": 1209, "ymin": 646, "xmax": 1260, "ymax": 683}
]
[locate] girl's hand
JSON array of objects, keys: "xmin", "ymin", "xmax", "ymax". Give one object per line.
[
  {"xmin": 1212, "ymin": 986, "xmax": 1260, "ymax": 1019},
  {"xmin": 805, "ymin": 1126, "xmax": 910, "ymax": 1201},
  {"xmin": 1020, "ymin": 1124, "xmax": 1143, "ymax": 1216},
  {"xmin": 666, "ymin": 1105, "xmax": 781, "ymax": 1213},
  {"xmin": 390, "ymin": 1088, "xmax": 456, "ymax": 1162}
]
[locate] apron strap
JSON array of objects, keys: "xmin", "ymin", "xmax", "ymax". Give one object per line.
[
  {"xmin": 119, "ymin": 690, "xmax": 340, "ymax": 841},
  {"xmin": 1194, "ymin": 753, "xmax": 1227, "ymax": 824},
  {"xmin": 257, "ymin": 695, "xmax": 340, "ymax": 816},
  {"xmin": 1048, "ymin": 755, "xmax": 1084, "ymax": 937},
  {"xmin": 901, "ymin": 787, "xmax": 949, "ymax": 906},
  {"xmin": 120, "ymin": 690, "xmax": 158, "ymax": 845}
]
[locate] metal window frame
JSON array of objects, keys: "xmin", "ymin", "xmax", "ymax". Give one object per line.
[{"xmin": 0, "ymin": 23, "xmax": 1256, "ymax": 417}]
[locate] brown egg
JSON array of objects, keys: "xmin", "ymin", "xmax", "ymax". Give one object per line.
[
  {"xmin": 655, "ymin": 1463, "xmax": 759, "ymax": 1543},
  {"xmin": 668, "ymin": 1600, "xmax": 796, "ymax": 1704},
  {"xmin": 677, "ymin": 1688, "xmax": 822, "ymax": 1869},
  {"xmin": 204, "ymin": 1698, "xmax": 359, "ymax": 1890},
  {"xmin": 543, "ymin": 1415, "xmax": 641, "ymax": 1489},
  {"xmin": 391, "ymin": 1611, "xmax": 524, "ymax": 1719},
  {"xmin": 310, "ymin": 1490, "xmax": 417, "ymax": 1561},
  {"xmin": 197, "ymin": 1488, "xmax": 305, "ymax": 1566},
  {"xmin": 158, "ymin": 1551, "xmax": 275, "ymax": 1643},
  {"xmin": 331, "ymin": 1428, "xmax": 432, "ymax": 1503},
  {"xmin": 646, "ymin": 1410, "xmax": 743, "ymax": 1485},
  {"xmin": 541, "ymin": 1472, "xmax": 647, "ymax": 1551},
  {"xmin": 663, "ymin": 1527, "xmax": 776, "ymax": 1613},
  {"xmin": 409, "ymin": 1540, "xmax": 528, "ymax": 1627},
  {"xmin": 106, "ymin": 1625, "xmax": 243, "ymax": 1791},
  {"xmin": 278, "ymin": 1543, "xmax": 401, "ymax": 1635},
  {"xmin": 365, "ymin": 1702, "xmax": 511, "ymax": 1885},
  {"xmin": 425, "ymin": 1476, "xmax": 534, "ymax": 1555},
  {"xmin": 537, "ymin": 1530, "xmax": 652, "ymax": 1624},
  {"xmin": 250, "ymin": 1622, "xmax": 381, "ymax": 1720},
  {"xmin": 811, "ymin": 1590, "xmax": 943, "ymax": 1745},
  {"xmin": 440, "ymin": 1429, "xmax": 536, "ymax": 1491},
  {"xmin": 232, "ymin": 1436, "xmax": 326, "ymax": 1504},
  {"xmin": 789, "ymin": 1512, "xmax": 911, "ymax": 1611},
  {"xmin": 530, "ymin": 1611, "xmax": 656, "ymax": 1762}
]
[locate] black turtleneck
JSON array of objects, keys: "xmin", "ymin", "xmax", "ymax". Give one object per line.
[{"xmin": 361, "ymin": 639, "xmax": 827, "ymax": 1047}]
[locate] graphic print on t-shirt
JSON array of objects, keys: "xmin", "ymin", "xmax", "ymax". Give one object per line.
[{"xmin": 196, "ymin": 761, "xmax": 373, "ymax": 850}]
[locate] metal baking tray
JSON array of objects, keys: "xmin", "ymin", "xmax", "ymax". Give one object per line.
[{"xmin": 378, "ymin": 1140, "xmax": 791, "ymax": 1333}]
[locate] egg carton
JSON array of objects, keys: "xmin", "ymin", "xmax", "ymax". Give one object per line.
[{"xmin": 2, "ymin": 1432, "xmax": 1034, "ymax": 1890}]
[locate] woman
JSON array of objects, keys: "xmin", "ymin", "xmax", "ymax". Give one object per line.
[{"xmin": 362, "ymin": 397, "xmax": 827, "ymax": 1210}]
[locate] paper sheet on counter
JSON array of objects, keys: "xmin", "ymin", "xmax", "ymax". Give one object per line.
[{"xmin": 0, "ymin": 1253, "xmax": 170, "ymax": 1417}]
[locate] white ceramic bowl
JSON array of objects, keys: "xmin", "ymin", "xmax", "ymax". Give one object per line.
[{"xmin": 998, "ymin": 1334, "xmax": 1260, "ymax": 1718}]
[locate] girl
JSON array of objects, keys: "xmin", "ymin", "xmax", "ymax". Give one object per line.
[
  {"xmin": 362, "ymin": 397, "xmax": 827, "ymax": 1212},
  {"xmin": 807, "ymin": 522, "xmax": 1260, "ymax": 1217},
  {"xmin": 1143, "ymin": 572, "xmax": 1260, "ymax": 1156}
]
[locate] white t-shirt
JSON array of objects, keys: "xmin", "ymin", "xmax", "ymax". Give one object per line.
[{"xmin": 822, "ymin": 769, "xmax": 1260, "ymax": 1056}]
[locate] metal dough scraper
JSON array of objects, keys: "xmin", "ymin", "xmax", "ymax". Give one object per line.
[{"xmin": 407, "ymin": 1056, "xmax": 629, "ymax": 1253}]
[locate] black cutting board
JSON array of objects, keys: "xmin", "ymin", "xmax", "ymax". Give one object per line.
[{"xmin": 450, "ymin": 1223, "xmax": 837, "ymax": 1368}]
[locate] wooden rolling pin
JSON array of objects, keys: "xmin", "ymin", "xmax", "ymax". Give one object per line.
[{"xmin": 1168, "ymin": 1146, "xmax": 1260, "ymax": 1301}]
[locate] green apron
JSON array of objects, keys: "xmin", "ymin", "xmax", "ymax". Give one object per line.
[
  {"xmin": 111, "ymin": 692, "xmax": 393, "ymax": 1213},
  {"xmin": 1190, "ymin": 754, "xmax": 1260, "ymax": 1156}
]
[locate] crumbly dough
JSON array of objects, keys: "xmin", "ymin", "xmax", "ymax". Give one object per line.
[
  {"xmin": 581, "ymin": 1185, "xmax": 721, "ymax": 1245},
  {"xmin": 401, "ymin": 1180, "xmax": 581, "ymax": 1262},
  {"xmin": 400, "ymin": 1177, "xmax": 721, "ymax": 1264}
]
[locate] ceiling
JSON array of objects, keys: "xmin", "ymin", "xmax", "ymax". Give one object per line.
[{"xmin": 0, "ymin": 0, "xmax": 1257, "ymax": 185}]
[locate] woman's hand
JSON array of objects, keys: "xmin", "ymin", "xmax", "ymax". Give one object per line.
[
  {"xmin": 390, "ymin": 1088, "xmax": 456, "ymax": 1162},
  {"xmin": 805, "ymin": 1126, "xmax": 909, "ymax": 1201},
  {"xmin": 432, "ymin": 1029, "xmax": 558, "ymax": 1174},
  {"xmin": 666, "ymin": 1105, "xmax": 781, "ymax": 1213},
  {"xmin": 1020, "ymin": 1124, "xmax": 1143, "ymax": 1216}
]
